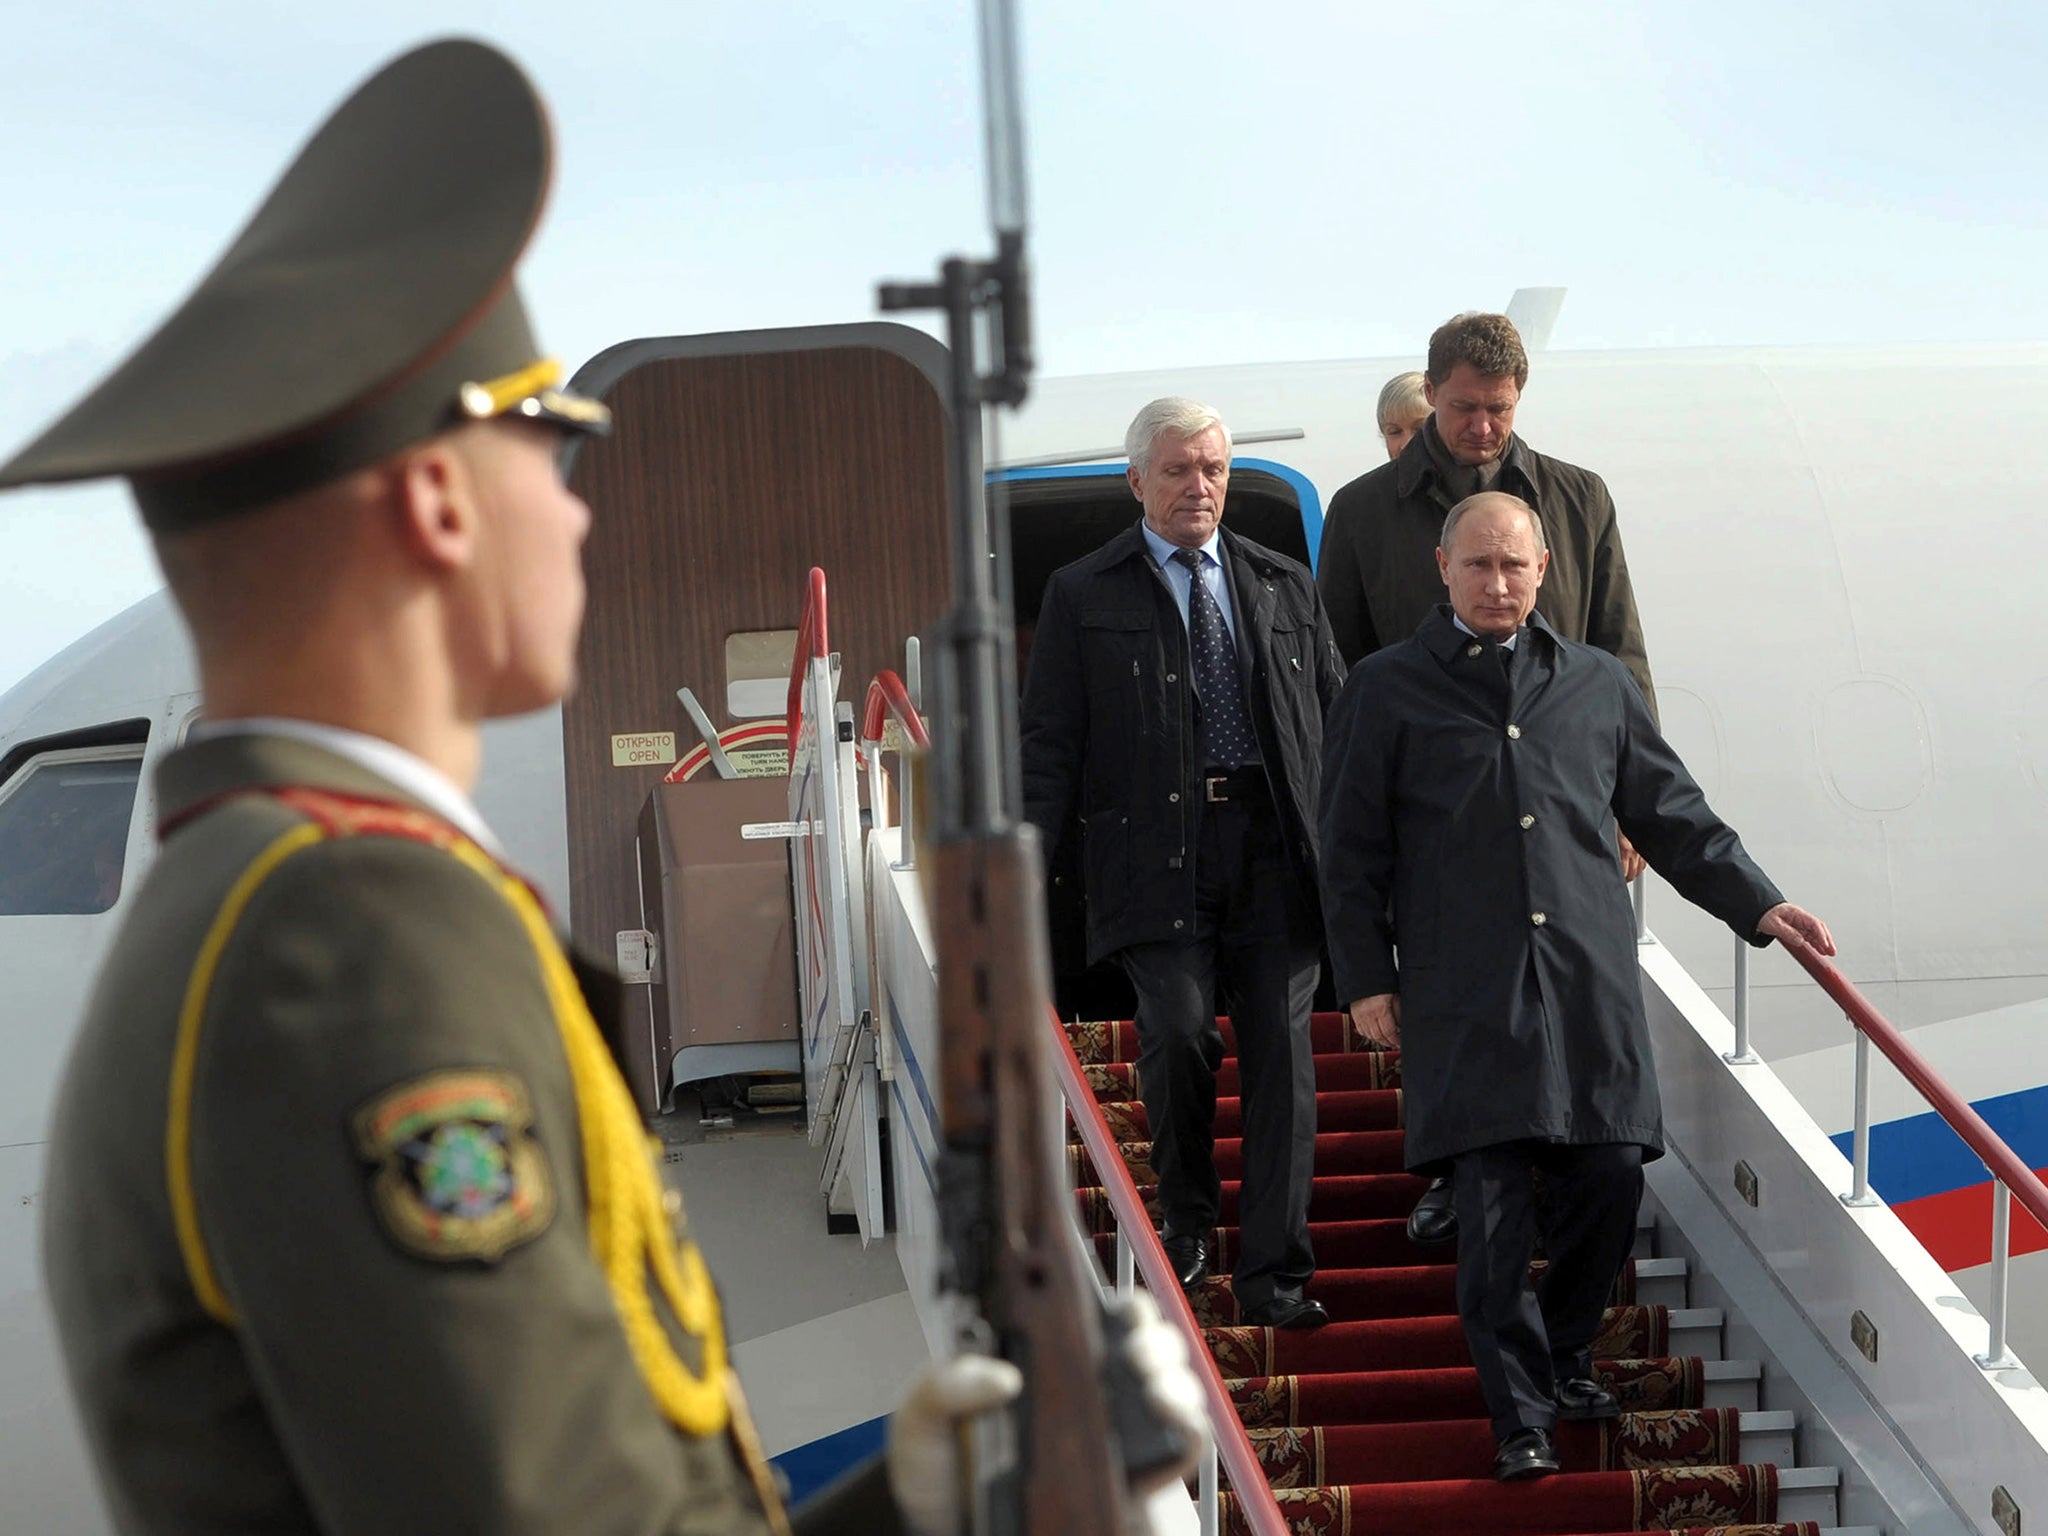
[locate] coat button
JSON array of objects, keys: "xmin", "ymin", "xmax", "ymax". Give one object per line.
[
  {"xmin": 1506, "ymin": 724, "xmax": 1521, "ymax": 739},
  {"xmin": 1166, "ymin": 672, "xmax": 1177, "ymax": 683},
  {"xmin": 1520, "ymin": 813, "xmax": 1535, "ymax": 829},
  {"xmin": 1169, "ymin": 792, "xmax": 1180, "ymax": 803},
  {"xmin": 1466, "ymin": 643, "xmax": 1482, "ymax": 657},
  {"xmin": 1531, "ymin": 911, "xmax": 1548, "ymax": 926},
  {"xmin": 1173, "ymin": 919, "xmax": 1186, "ymax": 930}
]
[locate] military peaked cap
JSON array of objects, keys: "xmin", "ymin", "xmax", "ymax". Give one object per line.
[{"xmin": 0, "ymin": 38, "xmax": 609, "ymax": 531}]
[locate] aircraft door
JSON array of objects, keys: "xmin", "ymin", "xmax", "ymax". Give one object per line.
[{"xmin": 558, "ymin": 325, "xmax": 955, "ymax": 1118}]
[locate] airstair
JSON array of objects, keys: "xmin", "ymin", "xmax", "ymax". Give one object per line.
[{"xmin": 786, "ymin": 567, "xmax": 2048, "ymax": 1536}]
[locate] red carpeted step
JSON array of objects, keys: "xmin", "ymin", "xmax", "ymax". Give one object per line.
[
  {"xmin": 1204, "ymin": 1306, "xmax": 1671, "ymax": 1377},
  {"xmin": 1066, "ymin": 1003, "xmax": 1727, "ymax": 1533},
  {"xmin": 1064, "ymin": 1013, "xmax": 1390, "ymax": 1065},
  {"xmin": 1080, "ymin": 1089, "xmax": 1402, "ymax": 1143},
  {"xmin": 1211, "ymin": 1217, "xmax": 1425, "ymax": 1271},
  {"xmin": 1074, "ymin": 1173, "xmax": 1433, "ymax": 1234},
  {"xmin": 1211, "ymin": 1130, "xmax": 1409, "ymax": 1180},
  {"xmin": 1223, "ymin": 1462, "xmax": 1781, "ymax": 1536},
  {"xmin": 1245, "ymin": 1407, "xmax": 1740, "ymax": 1485},
  {"xmin": 1186, "ymin": 1259, "xmax": 1638, "ymax": 1325},
  {"xmin": 1076, "ymin": 1051, "xmax": 1403, "ymax": 1101},
  {"xmin": 1096, "ymin": 1216, "xmax": 1433, "ymax": 1274},
  {"xmin": 1071, "ymin": 1131, "xmax": 1411, "ymax": 1189},
  {"xmin": 1228, "ymin": 1358, "xmax": 1706, "ymax": 1429}
]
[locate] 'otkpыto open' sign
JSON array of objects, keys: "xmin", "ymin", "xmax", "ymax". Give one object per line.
[{"xmin": 610, "ymin": 731, "xmax": 677, "ymax": 767}]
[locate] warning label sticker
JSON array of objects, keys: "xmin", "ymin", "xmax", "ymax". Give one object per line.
[{"xmin": 741, "ymin": 821, "xmax": 816, "ymax": 840}]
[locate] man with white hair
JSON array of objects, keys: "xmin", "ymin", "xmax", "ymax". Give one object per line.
[{"xmin": 1021, "ymin": 398, "xmax": 1346, "ymax": 1329}]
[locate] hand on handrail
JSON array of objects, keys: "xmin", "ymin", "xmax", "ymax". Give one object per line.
[
  {"xmin": 1769, "ymin": 918, "xmax": 2048, "ymax": 1239},
  {"xmin": 1757, "ymin": 901, "xmax": 1835, "ymax": 957}
]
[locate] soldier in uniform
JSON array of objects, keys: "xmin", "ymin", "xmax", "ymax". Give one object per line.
[{"xmin": 1, "ymin": 40, "xmax": 1201, "ymax": 1536}]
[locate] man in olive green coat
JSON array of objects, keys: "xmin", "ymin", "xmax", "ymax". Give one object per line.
[
  {"xmin": 1316, "ymin": 312, "xmax": 1656, "ymax": 716},
  {"xmin": 0, "ymin": 39, "xmax": 1200, "ymax": 1536}
]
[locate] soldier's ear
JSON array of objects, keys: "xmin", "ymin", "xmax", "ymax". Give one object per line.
[{"xmin": 390, "ymin": 439, "xmax": 478, "ymax": 575}]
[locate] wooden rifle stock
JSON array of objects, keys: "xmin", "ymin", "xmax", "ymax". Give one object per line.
[{"xmin": 931, "ymin": 828, "xmax": 1131, "ymax": 1535}]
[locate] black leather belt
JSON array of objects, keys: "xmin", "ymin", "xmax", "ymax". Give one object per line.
[{"xmin": 1201, "ymin": 768, "xmax": 1269, "ymax": 803}]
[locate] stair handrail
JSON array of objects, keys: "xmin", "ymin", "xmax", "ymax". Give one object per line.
[
  {"xmin": 859, "ymin": 668, "xmax": 929, "ymax": 872},
  {"xmin": 1647, "ymin": 859, "xmax": 2048, "ymax": 1373},
  {"xmin": 786, "ymin": 566, "xmax": 830, "ymax": 745},
  {"xmin": 860, "ymin": 670, "xmax": 930, "ymax": 752},
  {"xmin": 1774, "ymin": 932, "xmax": 2048, "ymax": 1370},
  {"xmin": 1779, "ymin": 934, "xmax": 2048, "ymax": 1230},
  {"xmin": 1047, "ymin": 1007, "xmax": 1293, "ymax": 1536}
]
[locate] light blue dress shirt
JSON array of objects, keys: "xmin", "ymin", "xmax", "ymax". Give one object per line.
[{"xmin": 1140, "ymin": 521, "xmax": 1239, "ymax": 642}]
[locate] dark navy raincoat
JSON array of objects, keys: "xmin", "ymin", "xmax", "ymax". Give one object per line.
[{"xmin": 1318, "ymin": 607, "xmax": 1782, "ymax": 1172}]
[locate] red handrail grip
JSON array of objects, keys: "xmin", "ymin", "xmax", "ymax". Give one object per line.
[
  {"xmin": 861, "ymin": 671, "xmax": 932, "ymax": 751},
  {"xmin": 786, "ymin": 568, "xmax": 831, "ymax": 745},
  {"xmin": 1047, "ymin": 1008, "xmax": 1293, "ymax": 1536},
  {"xmin": 1781, "ymin": 936, "xmax": 2048, "ymax": 1237}
]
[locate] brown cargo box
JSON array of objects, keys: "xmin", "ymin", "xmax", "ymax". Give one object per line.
[{"xmin": 636, "ymin": 778, "xmax": 801, "ymax": 1106}]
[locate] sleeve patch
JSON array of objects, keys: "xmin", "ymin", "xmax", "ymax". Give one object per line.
[{"xmin": 351, "ymin": 1070, "xmax": 555, "ymax": 1263}]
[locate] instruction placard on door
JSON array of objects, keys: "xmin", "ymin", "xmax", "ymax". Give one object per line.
[{"xmin": 611, "ymin": 731, "xmax": 677, "ymax": 767}]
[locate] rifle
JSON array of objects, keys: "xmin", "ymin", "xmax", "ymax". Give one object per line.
[{"xmin": 878, "ymin": 2, "xmax": 1189, "ymax": 1532}]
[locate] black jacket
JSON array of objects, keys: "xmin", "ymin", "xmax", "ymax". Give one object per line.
[
  {"xmin": 1317, "ymin": 608, "xmax": 1780, "ymax": 1172},
  {"xmin": 1317, "ymin": 423, "xmax": 1657, "ymax": 719},
  {"xmin": 1021, "ymin": 523, "xmax": 1346, "ymax": 963}
]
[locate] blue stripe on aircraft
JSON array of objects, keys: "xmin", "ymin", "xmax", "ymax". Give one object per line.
[
  {"xmin": 889, "ymin": 1076, "xmax": 936, "ymax": 1193},
  {"xmin": 883, "ymin": 980, "xmax": 939, "ymax": 1192},
  {"xmin": 771, "ymin": 1413, "xmax": 889, "ymax": 1506},
  {"xmin": 1830, "ymin": 1084, "xmax": 2048, "ymax": 1206},
  {"xmin": 885, "ymin": 979, "xmax": 940, "ymax": 1131}
]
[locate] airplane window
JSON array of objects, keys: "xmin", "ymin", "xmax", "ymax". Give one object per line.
[{"xmin": 0, "ymin": 748, "xmax": 145, "ymax": 916}]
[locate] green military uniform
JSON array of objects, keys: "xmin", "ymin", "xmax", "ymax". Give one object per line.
[
  {"xmin": 45, "ymin": 731, "xmax": 902, "ymax": 1534},
  {"xmin": 2, "ymin": 37, "xmax": 908, "ymax": 1536}
]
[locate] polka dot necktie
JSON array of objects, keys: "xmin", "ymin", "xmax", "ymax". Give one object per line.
[{"xmin": 1173, "ymin": 547, "xmax": 1259, "ymax": 769}]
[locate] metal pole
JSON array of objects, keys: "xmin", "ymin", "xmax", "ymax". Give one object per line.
[
  {"xmin": 1724, "ymin": 939, "xmax": 1759, "ymax": 1065},
  {"xmin": 1198, "ymin": 1429, "xmax": 1220, "ymax": 1536},
  {"xmin": 1841, "ymin": 1029, "xmax": 1880, "ymax": 1207},
  {"xmin": 1977, "ymin": 1179, "xmax": 2016, "ymax": 1369},
  {"xmin": 896, "ymin": 637, "xmax": 921, "ymax": 872},
  {"xmin": 1632, "ymin": 876, "xmax": 1648, "ymax": 944},
  {"xmin": 1114, "ymin": 1227, "xmax": 1135, "ymax": 1299}
]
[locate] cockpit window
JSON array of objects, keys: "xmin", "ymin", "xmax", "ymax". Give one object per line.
[{"xmin": 0, "ymin": 748, "xmax": 145, "ymax": 916}]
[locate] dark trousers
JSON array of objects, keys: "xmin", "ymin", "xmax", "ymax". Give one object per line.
[
  {"xmin": 1115, "ymin": 795, "xmax": 1320, "ymax": 1308},
  {"xmin": 1449, "ymin": 1140, "xmax": 1644, "ymax": 1441}
]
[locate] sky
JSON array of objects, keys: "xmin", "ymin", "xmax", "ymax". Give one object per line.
[{"xmin": 5, "ymin": 0, "xmax": 2048, "ymax": 694}]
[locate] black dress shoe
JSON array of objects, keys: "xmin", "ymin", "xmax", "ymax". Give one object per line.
[
  {"xmin": 1239, "ymin": 1295, "xmax": 1331, "ymax": 1330},
  {"xmin": 1405, "ymin": 1175, "xmax": 1458, "ymax": 1247},
  {"xmin": 1555, "ymin": 1376, "xmax": 1620, "ymax": 1421},
  {"xmin": 1493, "ymin": 1426, "xmax": 1559, "ymax": 1481},
  {"xmin": 1161, "ymin": 1230, "xmax": 1208, "ymax": 1291}
]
